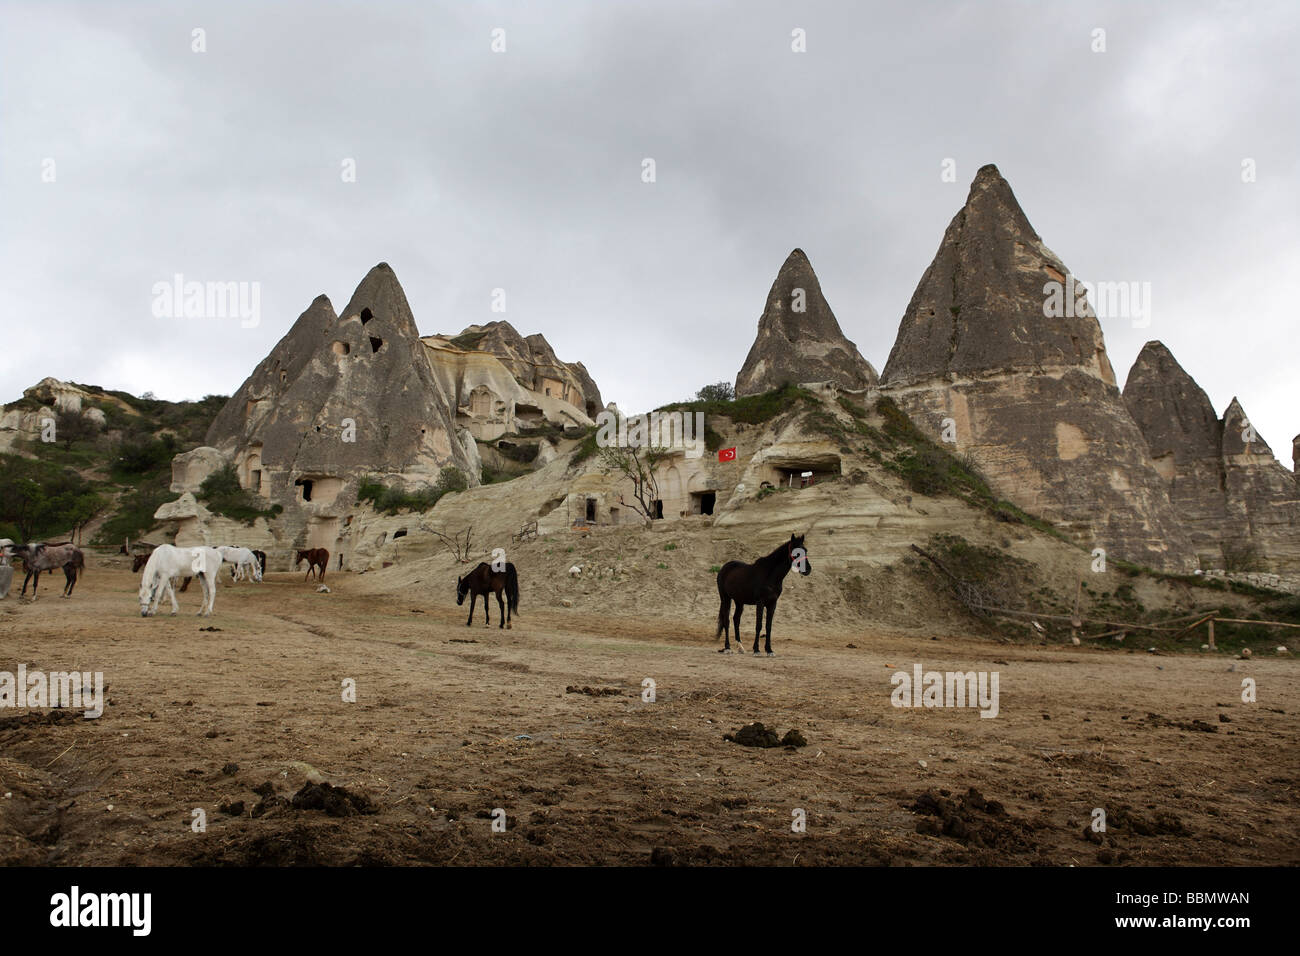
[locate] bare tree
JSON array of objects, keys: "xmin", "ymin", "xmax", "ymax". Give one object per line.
[
  {"xmin": 597, "ymin": 444, "xmax": 671, "ymax": 520},
  {"xmin": 420, "ymin": 520, "xmax": 475, "ymax": 562}
]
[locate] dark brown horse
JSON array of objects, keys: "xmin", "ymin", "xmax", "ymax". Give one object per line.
[
  {"xmin": 296, "ymin": 548, "xmax": 329, "ymax": 582},
  {"xmin": 456, "ymin": 561, "xmax": 520, "ymax": 629},
  {"xmin": 252, "ymin": 550, "xmax": 267, "ymax": 577},
  {"xmin": 715, "ymin": 533, "xmax": 811, "ymax": 656}
]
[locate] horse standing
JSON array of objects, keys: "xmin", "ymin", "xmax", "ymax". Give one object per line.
[
  {"xmin": 217, "ymin": 546, "xmax": 263, "ymax": 582},
  {"xmin": 138, "ymin": 544, "xmax": 221, "ymax": 617},
  {"xmin": 715, "ymin": 533, "xmax": 811, "ymax": 655},
  {"xmin": 456, "ymin": 562, "xmax": 520, "ymax": 629},
  {"xmin": 13, "ymin": 543, "xmax": 85, "ymax": 598},
  {"xmin": 295, "ymin": 548, "xmax": 329, "ymax": 582}
]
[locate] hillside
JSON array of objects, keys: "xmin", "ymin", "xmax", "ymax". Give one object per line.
[{"xmin": 0, "ymin": 379, "xmax": 226, "ymax": 545}]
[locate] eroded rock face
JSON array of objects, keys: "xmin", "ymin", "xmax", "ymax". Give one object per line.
[
  {"xmin": 1123, "ymin": 341, "xmax": 1231, "ymax": 568},
  {"xmin": 439, "ymin": 321, "xmax": 602, "ymax": 417},
  {"xmin": 880, "ymin": 165, "xmax": 1193, "ymax": 571},
  {"xmin": 735, "ymin": 249, "xmax": 878, "ymax": 397},
  {"xmin": 1219, "ymin": 398, "xmax": 1300, "ymax": 574},
  {"xmin": 205, "ymin": 263, "xmax": 476, "ymax": 522},
  {"xmin": 1124, "ymin": 343, "xmax": 1300, "ymax": 575}
]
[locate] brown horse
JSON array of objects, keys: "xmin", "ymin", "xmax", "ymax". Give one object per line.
[
  {"xmin": 715, "ymin": 533, "xmax": 810, "ymax": 656},
  {"xmin": 296, "ymin": 548, "xmax": 329, "ymax": 581},
  {"xmin": 456, "ymin": 561, "xmax": 520, "ymax": 629}
]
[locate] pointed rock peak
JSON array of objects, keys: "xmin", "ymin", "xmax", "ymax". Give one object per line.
[
  {"xmin": 735, "ymin": 248, "xmax": 877, "ymax": 397},
  {"xmin": 339, "ymin": 263, "xmax": 418, "ymax": 338},
  {"xmin": 1124, "ymin": 341, "xmax": 1196, "ymax": 391},
  {"xmin": 1123, "ymin": 340, "xmax": 1221, "ymax": 463},
  {"xmin": 880, "ymin": 164, "xmax": 1111, "ymax": 387},
  {"xmin": 960, "ymin": 164, "xmax": 1040, "ymax": 243},
  {"xmin": 1222, "ymin": 397, "xmax": 1274, "ymax": 456}
]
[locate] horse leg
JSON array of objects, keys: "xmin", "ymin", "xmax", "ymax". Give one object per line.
[
  {"xmin": 318, "ymin": 561, "xmax": 326, "ymax": 583},
  {"xmin": 166, "ymin": 580, "xmax": 179, "ymax": 615},
  {"xmin": 497, "ymin": 587, "xmax": 506, "ymax": 629},
  {"xmin": 719, "ymin": 595, "xmax": 732, "ymax": 652},
  {"xmin": 484, "ymin": 591, "xmax": 491, "ymax": 626},
  {"xmin": 753, "ymin": 603, "xmax": 764, "ymax": 654},
  {"xmin": 764, "ymin": 601, "xmax": 775, "ymax": 656},
  {"xmin": 466, "ymin": 592, "xmax": 476, "ymax": 627},
  {"xmin": 733, "ymin": 604, "xmax": 743, "ymax": 651}
]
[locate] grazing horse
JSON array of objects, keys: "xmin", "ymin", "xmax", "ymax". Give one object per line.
[
  {"xmin": 715, "ymin": 533, "xmax": 811, "ymax": 656},
  {"xmin": 217, "ymin": 546, "xmax": 263, "ymax": 582},
  {"xmin": 252, "ymin": 550, "xmax": 267, "ymax": 577},
  {"xmin": 13, "ymin": 543, "xmax": 85, "ymax": 598},
  {"xmin": 295, "ymin": 548, "xmax": 329, "ymax": 582},
  {"xmin": 139, "ymin": 544, "xmax": 221, "ymax": 617},
  {"xmin": 456, "ymin": 562, "xmax": 520, "ymax": 629}
]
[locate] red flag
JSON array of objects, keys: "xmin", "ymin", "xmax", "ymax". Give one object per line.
[{"xmin": 718, "ymin": 447, "xmax": 737, "ymax": 462}]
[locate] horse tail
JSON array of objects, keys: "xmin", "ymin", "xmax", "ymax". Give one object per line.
[
  {"xmin": 505, "ymin": 563, "xmax": 520, "ymax": 615},
  {"xmin": 715, "ymin": 565, "xmax": 729, "ymax": 638}
]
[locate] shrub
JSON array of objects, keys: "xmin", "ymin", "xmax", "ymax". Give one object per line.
[
  {"xmin": 197, "ymin": 464, "xmax": 279, "ymax": 524},
  {"xmin": 357, "ymin": 466, "xmax": 469, "ymax": 515},
  {"xmin": 695, "ymin": 382, "xmax": 735, "ymax": 402}
]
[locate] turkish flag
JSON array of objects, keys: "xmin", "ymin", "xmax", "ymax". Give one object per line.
[{"xmin": 718, "ymin": 447, "xmax": 737, "ymax": 462}]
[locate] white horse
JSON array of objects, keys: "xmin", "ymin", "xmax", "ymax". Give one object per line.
[
  {"xmin": 139, "ymin": 545, "xmax": 222, "ymax": 617},
  {"xmin": 216, "ymin": 546, "xmax": 263, "ymax": 582}
]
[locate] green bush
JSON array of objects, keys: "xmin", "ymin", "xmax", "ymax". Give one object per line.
[
  {"xmin": 0, "ymin": 454, "xmax": 105, "ymax": 541},
  {"xmin": 659, "ymin": 384, "xmax": 816, "ymax": 426},
  {"xmin": 197, "ymin": 464, "xmax": 280, "ymax": 524},
  {"xmin": 358, "ymin": 466, "xmax": 468, "ymax": 515}
]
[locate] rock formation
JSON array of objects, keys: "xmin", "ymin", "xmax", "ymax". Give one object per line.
[
  {"xmin": 204, "ymin": 263, "xmax": 475, "ymax": 535},
  {"xmin": 1219, "ymin": 398, "xmax": 1300, "ymax": 574},
  {"xmin": 735, "ymin": 249, "xmax": 878, "ymax": 397},
  {"xmin": 1123, "ymin": 342, "xmax": 1300, "ymax": 575},
  {"xmin": 432, "ymin": 321, "xmax": 603, "ymax": 418},
  {"xmin": 880, "ymin": 165, "xmax": 1193, "ymax": 571},
  {"xmin": 422, "ymin": 324, "xmax": 598, "ymax": 443}
]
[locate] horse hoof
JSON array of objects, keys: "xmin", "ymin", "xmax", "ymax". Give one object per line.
[
  {"xmin": 766, "ymin": 652, "xmax": 775, "ymax": 657},
  {"xmin": 507, "ymin": 623, "xmax": 512, "ymax": 630}
]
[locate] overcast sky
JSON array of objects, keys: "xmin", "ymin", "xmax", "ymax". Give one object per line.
[{"xmin": 2, "ymin": 1, "xmax": 1296, "ymax": 464}]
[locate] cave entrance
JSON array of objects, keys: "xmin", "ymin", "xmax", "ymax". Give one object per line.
[
  {"xmin": 693, "ymin": 491, "xmax": 715, "ymax": 516},
  {"xmin": 295, "ymin": 478, "xmax": 314, "ymax": 502},
  {"xmin": 369, "ymin": 336, "xmax": 383, "ymax": 353},
  {"xmin": 585, "ymin": 498, "xmax": 596, "ymax": 522}
]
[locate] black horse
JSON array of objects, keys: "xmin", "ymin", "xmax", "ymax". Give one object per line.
[
  {"xmin": 716, "ymin": 533, "xmax": 811, "ymax": 655},
  {"xmin": 457, "ymin": 561, "xmax": 520, "ymax": 629}
]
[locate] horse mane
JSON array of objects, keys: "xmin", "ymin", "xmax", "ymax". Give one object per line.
[{"xmin": 757, "ymin": 539, "xmax": 791, "ymax": 568}]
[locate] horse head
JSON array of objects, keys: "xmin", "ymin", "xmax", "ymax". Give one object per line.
[
  {"xmin": 788, "ymin": 533, "xmax": 811, "ymax": 576},
  {"xmin": 456, "ymin": 574, "xmax": 467, "ymax": 605},
  {"xmin": 138, "ymin": 573, "xmax": 156, "ymax": 617}
]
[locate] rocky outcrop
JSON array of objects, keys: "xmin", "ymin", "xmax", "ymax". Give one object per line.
[
  {"xmin": 880, "ymin": 165, "xmax": 1193, "ymax": 571},
  {"xmin": 205, "ymin": 263, "xmax": 476, "ymax": 520},
  {"xmin": 1219, "ymin": 398, "xmax": 1300, "ymax": 574},
  {"xmin": 1123, "ymin": 342, "xmax": 1300, "ymax": 575},
  {"xmin": 170, "ymin": 446, "xmax": 228, "ymax": 494},
  {"xmin": 735, "ymin": 249, "xmax": 878, "ymax": 397},
  {"xmin": 422, "ymin": 338, "xmax": 594, "ymax": 442},
  {"xmin": 1122, "ymin": 341, "xmax": 1230, "ymax": 568},
  {"xmin": 434, "ymin": 321, "xmax": 603, "ymax": 417}
]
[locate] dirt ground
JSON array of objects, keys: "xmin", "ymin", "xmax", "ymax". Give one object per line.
[{"xmin": 1, "ymin": 554, "xmax": 1296, "ymax": 866}]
